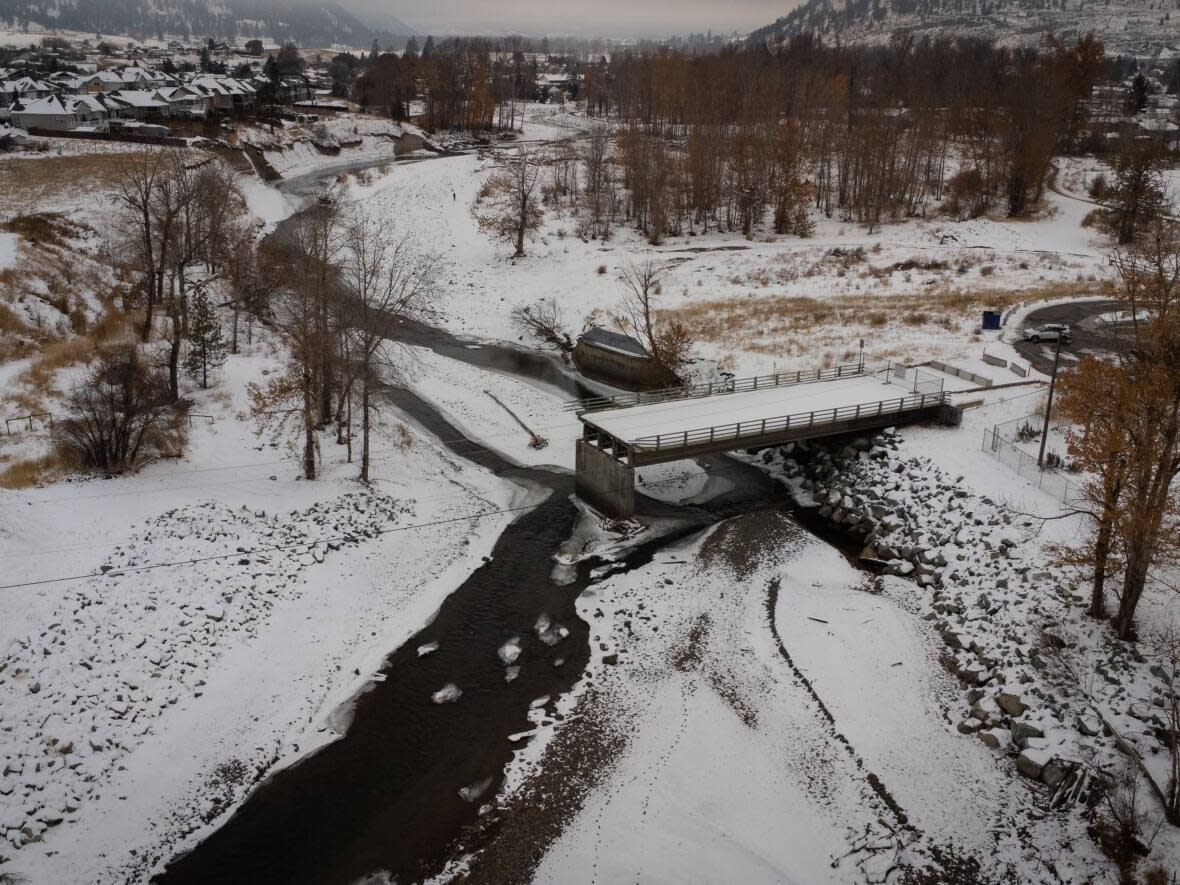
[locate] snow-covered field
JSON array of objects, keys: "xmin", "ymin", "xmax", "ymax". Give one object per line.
[{"xmin": 1, "ymin": 105, "xmax": 1178, "ymax": 883}]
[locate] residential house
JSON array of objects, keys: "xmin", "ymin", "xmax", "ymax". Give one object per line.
[
  {"xmin": 109, "ymin": 89, "xmax": 170, "ymax": 121},
  {"xmin": 0, "ymin": 77, "xmax": 56, "ymax": 108},
  {"xmin": 81, "ymin": 70, "xmax": 128, "ymax": 92},
  {"xmin": 10, "ymin": 94, "xmax": 117, "ymax": 131},
  {"xmin": 187, "ymin": 76, "xmax": 256, "ymax": 113},
  {"xmin": 156, "ymin": 85, "xmax": 208, "ymax": 118}
]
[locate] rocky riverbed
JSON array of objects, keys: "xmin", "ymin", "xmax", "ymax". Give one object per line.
[{"xmin": 746, "ymin": 431, "xmax": 1178, "ymax": 813}]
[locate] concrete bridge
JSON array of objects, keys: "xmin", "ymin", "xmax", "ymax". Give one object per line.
[{"xmin": 572, "ymin": 363, "xmax": 959, "ymax": 518}]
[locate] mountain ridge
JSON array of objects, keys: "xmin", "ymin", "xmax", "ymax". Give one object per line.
[
  {"xmin": 749, "ymin": 0, "xmax": 1180, "ymax": 56},
  {"xmin": 0, "ymin": 0, "xmax": 415, "ymax": 49}
]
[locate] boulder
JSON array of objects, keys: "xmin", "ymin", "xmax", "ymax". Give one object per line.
[
  {"xmin": 1010, "ymin": 721, "xmax": 1044, "ymax": 748},
  {"xmin": 996, "ymin": 692, "xmax": 1027, "ymax": 717},
  {"xmin": 1016, "ymin": 747, "xmax": 1049, "ymax": 779},
  {"xmin": 978, "ymin": 728, "xmax": 1007, "ymax": 750}
]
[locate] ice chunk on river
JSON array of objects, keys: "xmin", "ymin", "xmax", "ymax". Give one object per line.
[
  {"xmin": 498, "ymin": 637, "xmax": 522, "ymax": 665},
  {"xmin": 431, "ymin": 683, "xmax": 462, "ymax": 704}
]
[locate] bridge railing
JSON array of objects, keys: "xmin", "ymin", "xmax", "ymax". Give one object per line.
[
  {"xmin": 630, "ymin": 391, "xmax": 946, "ymax": 453},
  {"xmin": 566, "ymin": 362, "xmax": 868, "ymax": 413}
]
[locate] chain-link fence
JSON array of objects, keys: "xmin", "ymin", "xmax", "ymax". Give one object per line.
[
  {"xmin": 881, "ymin": 362, "xmax": 945, "ymax": 396},
  {"xmin": 982, "ymin": 415, "xmax": 1083, "ymax": 505}
]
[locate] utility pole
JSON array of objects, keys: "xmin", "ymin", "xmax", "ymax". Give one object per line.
[{"xmin": 1037, "ymin": 333, "xmax": 1064, "ymax": 468}]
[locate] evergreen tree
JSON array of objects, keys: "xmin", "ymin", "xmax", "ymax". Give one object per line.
[
  {"xmin": 185, "ymin": 289, "xmax": 227, "ymax": 389},
  {"xmin": 276, "ymin": 41, "xmax": 304, "ymax": 75},
  {"xmin": 1130, "ymin": 72, "xmax": 1149, "ymax": 112},
  {"xmin": 422, "ymin": 35, "xmax": 434, "ymax": 59},
  {"xmin": 403, "ymin": 35, "xmax": 419, "ymax": 58}
]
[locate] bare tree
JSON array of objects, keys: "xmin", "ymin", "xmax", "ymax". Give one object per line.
[
  {"xmin": 618, "ymin": 257, "xmax": 664, "ymax": 356},
  {"xmin": 475, "ymin": 144, "xmax": 544, "ymax": 257},
  {"xmin": 114, "ymin": 149, "xmax": 188, "ymax": 342},
  {"xmin": 511, "ymin": 297, "xmax": 570, "ymax": 350},
  {"xmin": 341, "ymin": 209, "xmax": 439, "ymax": 482},
  {"xmin": 578, "ymin": 124, "xmax": 614, "ymax": 239},
  {"xmin": 617, "ymin": 256, "xmax": 693, "ymax": 379},
  {"xmin": 54, "ymin": 344, "xmax": 176, "ymax": 473}
]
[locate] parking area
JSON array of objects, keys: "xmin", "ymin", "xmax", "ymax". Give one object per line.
[{"xmin": 1013, "ymin": 299, "xmax": 1124, "ymax": 373}]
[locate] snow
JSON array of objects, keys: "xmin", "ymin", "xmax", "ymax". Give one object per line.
[
  {"xmin": 0, "ymin": 232, "xmax": 18, "ymax": 269},
  {"xmin": 2, "ymin": 99, "xmax": 1179, "ymax": 884},
  {"xmin": 0, "ymin": 330, "xmax": 525, "ymax": 882}
]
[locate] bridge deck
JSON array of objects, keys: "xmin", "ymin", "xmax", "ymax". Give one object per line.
[{"xmin": 585, "ymin": 373, "xmax": 903, "ymax": 447}]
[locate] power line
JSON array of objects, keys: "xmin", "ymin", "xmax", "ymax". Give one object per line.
[{"xmin": 0, "ymin": 461, "xmax": 746, "ymax": 593}]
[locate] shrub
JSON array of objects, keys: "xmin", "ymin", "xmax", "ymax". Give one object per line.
[
  {"xmin": 53, "ymin": 345, "xmax": 180, "ymax": 473},
  {"xmin": 944, "ymin": 168, "xmax": 989, "ymax": 219}
]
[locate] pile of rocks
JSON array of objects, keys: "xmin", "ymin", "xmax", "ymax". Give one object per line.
[
  {"xmin": 751, "ymin": 432, "xmax": 1170, "ymax": 797},
  {"xmin": 0, "ymin": 489, "xmax": 411, "ymax": 853}
]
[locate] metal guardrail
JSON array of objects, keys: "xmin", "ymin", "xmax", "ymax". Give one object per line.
[
  {"xmin": 630, "ymin": 391, "xmax": 946, "ymax": 453},
  {"xmin": 566, "ymin": 362, "xmax": 868, "ymax": 413}
]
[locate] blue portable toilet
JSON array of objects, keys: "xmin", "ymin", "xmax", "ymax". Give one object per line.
[{"xmin": 982, "ymin": 310, "xmax": 1001, "ymax": 330}]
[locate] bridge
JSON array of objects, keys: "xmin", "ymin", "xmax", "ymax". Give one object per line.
[{"xmin": 571, "ymin": 363, "xmax": 960, "ymax": 517}]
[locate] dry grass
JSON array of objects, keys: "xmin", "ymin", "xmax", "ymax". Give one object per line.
[
  {"xmin": 3, "ymin": 305, "xmax": 134, "ymax": 414},
  {"xmin": 0, "ymin": 153, "xmax": 150, "ymax": 212},
  {"xmin": 668, "ymin": 280, "xmax": 1112, "ymax": 368},
  {"xmin": 0, "ymin": 450, "xmax": 64, "ymax": 489}
]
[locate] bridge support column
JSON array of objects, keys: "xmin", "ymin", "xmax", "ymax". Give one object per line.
[
  {"xmin": 938, "ymin": 402, "xmax": 964, "ymax": 427},
  {"xmin": 576, "ymin": 440, "xmax": 635, "ymax": 519}
]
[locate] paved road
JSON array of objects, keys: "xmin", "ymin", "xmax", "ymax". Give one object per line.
[{"xmin": 1012, "ymin": 299, "xmax": 1124, "ymax": 374}]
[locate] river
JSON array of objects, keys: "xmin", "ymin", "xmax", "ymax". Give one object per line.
[{"xmin": 153, "ymin": 146, "xmax": 845, "ymax": 885}]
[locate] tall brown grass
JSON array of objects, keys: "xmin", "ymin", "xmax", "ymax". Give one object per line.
[
  {"xmin": 667, "ymin": 280, "xmax": 1113, "ymax": 364},
  {"xmin": 0, "ymin": 451, "xmax": 63, "ymax": 489}
]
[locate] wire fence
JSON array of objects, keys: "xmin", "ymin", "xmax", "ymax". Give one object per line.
[
  {"xmin": 881, "ymin": 362, "xmax": 945, "ymax": 396},
  {"xmin": 982, "ymin": 414, "xmax": 1083, "ymax": 505}
]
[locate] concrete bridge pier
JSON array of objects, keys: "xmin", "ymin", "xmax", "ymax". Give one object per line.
[{"xmin": 575, "ymin": 440, "xmax": 635, "ymax": 519}]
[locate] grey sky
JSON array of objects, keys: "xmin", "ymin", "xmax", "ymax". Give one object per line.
[{"xmin": 376, "ymin": 1, "xmax": 792, "ymax": 38}]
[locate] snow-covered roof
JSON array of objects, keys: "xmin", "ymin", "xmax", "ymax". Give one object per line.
[
  {"xmin": 110, "ymin": 89, "xmax": 167, "ymax": 109},
  {"xmin": 1, "ymin": 77, "xmax": 54, "ymax": 95},
  {"xmin": 13, "ymin": 93, "xmax": 115, "ymax": 116},
  {"xmin": 188, "ymin": 76, "xmax": 256, "ymax": 96},
  {"xmin": 580, "ymin": 327, "xmax": 651, "ymax": 357}
]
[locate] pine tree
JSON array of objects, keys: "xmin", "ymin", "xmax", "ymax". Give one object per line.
[{"xmin": 185, "ymin": 288, "xmax": 227, "ymax": 389}]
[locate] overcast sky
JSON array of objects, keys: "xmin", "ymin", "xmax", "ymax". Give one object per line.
[{"xmin": 375, "ymin": 0, "xmax": 791, "ymax": 38}]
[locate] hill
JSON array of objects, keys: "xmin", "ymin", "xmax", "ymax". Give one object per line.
[
  {"xmin": 748, "ymin": 0, "xmax": 1180, "ymax": 57},
  {"xmin": 0, "ymin": 0, "xmax": 415, "ymax": 49}
]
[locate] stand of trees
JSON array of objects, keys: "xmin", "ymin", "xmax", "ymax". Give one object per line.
[
  {"xmin": 248, "ymin": 192, "xmax": 438, "ymax": 481},
  {"xmin": 355, "ymin": 37, "xmax": 535, "ymax": 132},
  {"xmin": 587, "ymin": 35, "xmax": 1103, "ymax": 235},
  {"xmin": 1058, "ymin": 221, "xmax": 1180, "ymax": 641}
]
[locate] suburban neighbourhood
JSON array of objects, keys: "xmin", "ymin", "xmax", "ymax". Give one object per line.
[{"xmin": 1, "ymin": 4, "xmax": 1180, "ymax": 884}]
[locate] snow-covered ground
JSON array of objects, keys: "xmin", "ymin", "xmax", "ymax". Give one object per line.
[
  {"xmin": 0, "ymin": 328, "xmax": 527, "ymax": 881},
  {"xmin": 2, "ymin": 104, "xmax": 1178, "ymax": 883}
]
